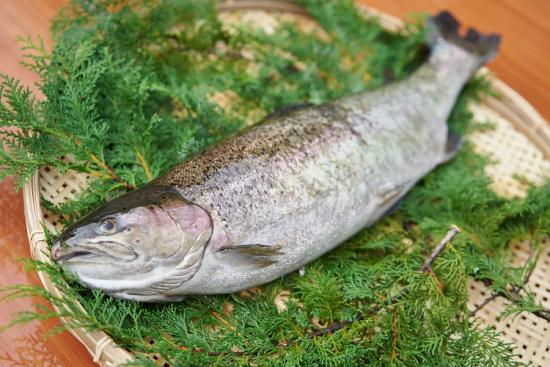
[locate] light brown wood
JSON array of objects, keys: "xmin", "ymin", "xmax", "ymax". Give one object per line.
[
  {"xmin": 0, "ymin": 1, "xmax": 96, "ymax": 366},
  {"xmin": 1, "ymin": 1, "xmax": 549, "ymax": 366}
]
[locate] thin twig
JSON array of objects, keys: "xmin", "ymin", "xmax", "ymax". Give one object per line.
[
  {"xmin": 428, "ymin": 270, "xmax": 445, "ymax": 295},
  {"xmin": 471, "ymin": 290, "xmax": 550, "ymax": 322},
  {"xmin": 519, "ymin": 263, "xmax": 537, "ymax": 292},
  {"xmin": 390, "ymin": 310, "xmax": 399, "ymax": 361},
  {"xmin": 421, "ymin": 225, "xmax": 461, "ymax": 273},
  {"xmin": 135, "ymin": 150, "xmax": 153, "ymax": 181},
  {"xmin": 470, "ymin": 293, "xmax": 499, "ymax": 317},
  {"xmin": 210, "ymin": 310, "xmax": 236, "ymax": 331},
  {"xmin": 306, "ymin": 314, "xmax": 365, "ymax": 339},
  {"xmin": 89, "ymin": 153, "xmax": 135, "ymax": 190},
  {"xmin": 512, "ymin": 236, "xmax": 540, "ymax": 297},
  {"xmin": 500, "ymin": 292, "xmax": 550, "ymax": 321}
]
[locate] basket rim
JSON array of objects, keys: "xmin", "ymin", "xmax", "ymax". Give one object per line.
[{"xmin": 22, "ymin": 1, "xmax": 550, "ymax": 366}]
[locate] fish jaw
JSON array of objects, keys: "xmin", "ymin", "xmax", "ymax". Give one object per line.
[{"xmin": 51, "ymin": 239, "xmax": 139, "ymax": 264}]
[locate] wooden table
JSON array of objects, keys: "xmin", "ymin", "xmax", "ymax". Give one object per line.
[{"xmin": 0, "ymin": 1, "xmax": 548, "ymax": 366}]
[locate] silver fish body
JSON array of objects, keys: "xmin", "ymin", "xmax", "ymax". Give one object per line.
[{"xmin": 52, "ymin": 12, "xmax": 500, "ymax": 301}]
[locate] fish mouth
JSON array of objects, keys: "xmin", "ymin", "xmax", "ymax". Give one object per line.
[
  {"xmin": 51, "ymin": 241, "xmax": 138, "ymax": 263},
  {"xmin": 54, "ymin": 250, "xmax": 98, "ymax": 262}
]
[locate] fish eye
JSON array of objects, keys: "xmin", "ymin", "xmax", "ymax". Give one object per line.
[{"xmin": 100, "ymin": 218, "xmax": 117, "ymax": 234}]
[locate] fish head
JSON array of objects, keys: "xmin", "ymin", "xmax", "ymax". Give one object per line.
[{"xmin": 51, "ymin": 185, "xmax": 212, "ymax": 300}]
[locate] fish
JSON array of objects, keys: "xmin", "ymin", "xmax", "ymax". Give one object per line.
[{"xmin": 51, "ymin": 11, "xmax": 500, "ymax": 302}]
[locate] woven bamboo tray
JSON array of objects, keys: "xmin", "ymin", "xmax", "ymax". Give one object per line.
[{"xmin": 22, "ymin": 1, "xmax": 550, "ymax": 366}]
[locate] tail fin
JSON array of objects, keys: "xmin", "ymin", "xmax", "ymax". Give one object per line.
[{"xmin": 428, "ymin": 11, "xmax": 501, "ymax": 64}]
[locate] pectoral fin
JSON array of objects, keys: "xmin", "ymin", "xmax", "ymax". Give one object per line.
[
  {"xmin": 376, "ymin": 182, "xmax": 407, "ymax": 207},
  {"xmin": 217, "ymin": 243, "xmax": 283, "ymax": 270},
  {"xmin": 374, "ymin": 181, "xmax": 410, "ymax": 219}
]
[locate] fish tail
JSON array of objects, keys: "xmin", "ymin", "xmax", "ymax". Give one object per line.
[{"xmin": 428, "ymin": 11, "xmax": 501, "ymax": 65}]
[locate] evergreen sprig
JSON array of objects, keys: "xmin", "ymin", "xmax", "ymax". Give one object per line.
[{"xmin": 1, "ymin": 0, "xmax": 549, "ymax": 366}]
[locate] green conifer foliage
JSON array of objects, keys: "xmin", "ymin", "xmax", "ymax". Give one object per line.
[{"xmin": 1, "ymin": 1, "xmax": 549, "ymax": 366}]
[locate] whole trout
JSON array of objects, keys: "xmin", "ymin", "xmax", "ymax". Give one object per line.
[{"xmin": 52, "ymin": 12, "xmax": 500, "ymax": 302}]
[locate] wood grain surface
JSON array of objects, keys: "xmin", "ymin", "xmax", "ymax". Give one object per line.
[{"xmin": 0, "ymin": 1, "xmax": 548, "ymax": 366}]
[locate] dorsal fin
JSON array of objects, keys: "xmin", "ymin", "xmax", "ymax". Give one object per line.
[{"xmin": 262, "ymin": 103, "xmax": 312, "ymax": 121}]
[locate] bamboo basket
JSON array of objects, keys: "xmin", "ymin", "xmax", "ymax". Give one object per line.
[{"xmin": 22, "ymin": 1, "xmax": 550, "ymax": 366}]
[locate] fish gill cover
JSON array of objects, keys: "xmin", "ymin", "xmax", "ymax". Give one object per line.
[{"xmin": 0, "ymin": 0, "xmax": 549, "ymax": 366}]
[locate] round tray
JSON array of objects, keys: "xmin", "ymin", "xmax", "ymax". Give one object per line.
[{"xmin": 23, "ymin": 1, "xmax": 550, "ymax": 366}]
